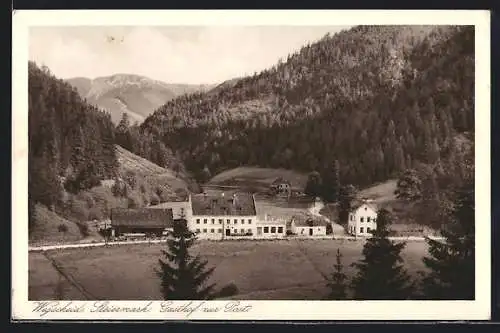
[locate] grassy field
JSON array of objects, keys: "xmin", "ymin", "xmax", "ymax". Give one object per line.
[
  {"xmin": 29, "ymin": 239, "xmax": 430, "ymax": 300},
  {"xmin": 208, "ymin": 167, "xmax": 308, "ymax": 191}
]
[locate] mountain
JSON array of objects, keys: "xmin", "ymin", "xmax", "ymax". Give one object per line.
[
  {"xmin": 67, "ymin": 74, "xmax": 216, "ymax": 123},
  {"xmin": 131, "ymin": 25, "xmax": 473, "ymax": 193}
]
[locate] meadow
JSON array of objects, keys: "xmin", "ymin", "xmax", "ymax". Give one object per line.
[{"xmin": 29, "ymin": 239, "xmax": 429, "ymax": 301}]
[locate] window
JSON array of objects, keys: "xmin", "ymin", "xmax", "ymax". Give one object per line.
[
  {"xmin": 211, "ymin": 219, "xmax": 215, "ymax": 224},
  {"xmin": 210, "ymin": 229, "xmax": 214, "ymax": 233},
  {"xmin": 278, "ymin": 227, "xmax": 283, "ymax": 233},
  {"xmin": 218, "ymin": 229, "xmax": 222, "ymax": 233},
  {"xmin": 218, "ymin": 219, "xmax": 223, "ymax": 224},
  {"xmin": 234, "ymin": 219, "xmax": 238, "ymax": 224},
  {"xmin": 241, "ymin": 229, "xmax": 245, "ymax": 234},
  {"xmin": 196, "ymin": 219, "xmax": 200, "ymax": 224},
  {"xmin": 196, "ymin": 229, "xmax": 200, "ymax": 233},
  {"xmin": 271, "ymin": 227, "xmax": 276, "ymax": 233},
  {"xmin": 264, "ymin": 227, "xmax": 269, "ymax": 233},
  {"xmin": 350, "ymin": 215, "xmax": 354, "ymax": 221},
  {"xmin": 367, "ymin": 217, "xmax": 371, "ymax": 222},
  {"xmin": 203, "ymin": 219, "xmax": 207, "ymax": 224},
  {"xmin": 360, "ymin": 227, "xmax": 364, "ymax": 233},
  {"xmin": 360, "ymin": 217, "xmax": 364, "ymax": 222},
  {"xmin": 367, "ymin": 227, "xmax": 371, "ymax": 233},
  {"xmin": 247, "ymin": 229, "xmax": 252, "ymax": 233},
  {"xmin": 365, "ymin": 207, "xmax": 367, "ymax": 210},
  {"xmin": 203, "ymin": 229, "xmax": 207, "ymax": 233},
  {"xmin": 227, "ymin": 219, "xmax": 230, "ymax": 224},
  {"xmin": 241, "ymin": 219, "xmax": 245, "ymax": 224},
  {"xmin": 248, "ymin": 219, "xmax": 252, "ymax": 224}
]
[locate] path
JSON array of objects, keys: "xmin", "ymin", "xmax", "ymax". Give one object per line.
[{"xmin": 307, "ymin": 199, "xmax": 345, "ymax": 235}]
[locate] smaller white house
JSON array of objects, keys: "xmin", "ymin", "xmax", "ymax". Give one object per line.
[
  {"xmin": 348, "ymin": 201, "xmax": 378, "ymax": 237},
  {"xmin": 290, "ymin": 214, "xmax": 329, "ymax": 237},
  {"xmin": 256, "ymin": 214, "xmax": 287, "ymax": 239}
]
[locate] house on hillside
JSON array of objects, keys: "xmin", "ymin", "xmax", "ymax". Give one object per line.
[
  {"xmin": 290, "ymin": 214, "xmax": 329, "ymax": 237},
  {"xmin": 110, "ymin": 208, "xmax": 174, "ymax": 237},
  {"xmin": 256, "ymin": 214, "xmax": 286, "ymax": 239},
  {"xmin": 270, "ymin": 177, "xmax": 291, "ymax": 197},
  {"xmin": 347, "ymin": 200, "xmax": 378, "ymax": 237},
  {"xmin": 190, "ymin": 191, "xmax": 258, "ymax": 239}
]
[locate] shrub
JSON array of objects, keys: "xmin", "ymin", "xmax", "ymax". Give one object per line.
[{"xmin": 58, "ymin": 224, "xmax": 68, "ymax": 233}]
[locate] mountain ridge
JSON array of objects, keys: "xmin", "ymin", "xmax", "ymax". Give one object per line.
[{"xmin": 67, "ymin": 74, "xmax": 217, "ymax": 123}]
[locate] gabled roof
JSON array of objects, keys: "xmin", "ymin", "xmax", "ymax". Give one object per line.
[
  {"xmin": 111, "ymin": 208, "xmax": 173, "ymax": 228},
  {"xmin": 191, "ymin": 191, "xmax": 257, "ymax": 216},
  {"xmin": 291, "ymin": 214, "xmax": 330, "ymax": 227},
  {"xmin": 350, "ymin": 200, "xmax": 378, "ymax": 213}
]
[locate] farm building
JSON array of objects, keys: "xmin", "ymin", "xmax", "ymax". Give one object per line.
[
  {"xmin": 256, "ymin": 214, "xmax": 287, "ymax": 239},
  {"xmin": 110, "ymin": 208, "xmax": 174, "ymax": 237},
  {"xmin": 189, "ymin": 191, "xmax": 258, "ymax": 239},
  {"xmin": 150, "ymin": 197, "xmax": 191, "ymax": 220},
  {"xmin": 270, "ymin": 177, "xmax": 291, "ymax": 196},
  {"xmin": 290, "ymin": 214, "xmax": 330, "ymax": 237},
  {"xmin": 347, "ymin": 201, "xmax": 378, "ymax": 237}
]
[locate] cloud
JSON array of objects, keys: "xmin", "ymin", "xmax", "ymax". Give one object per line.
[{"xmin": 29, "ymin": 26, "xmax": 351, "ymax": 84}]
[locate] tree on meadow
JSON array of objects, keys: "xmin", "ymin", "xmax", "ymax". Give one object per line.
[
  {"xmin": 326, "ymin": 248, "xmax": 348, "ymax": 299},
  {"xmin": 420, "ymin": 178, "xmax": 474, "ymax": 300},
  {"xmin": 157, "ymin": 216, "xmax": 238, "ymax": 300},
  {"xmin": 351, "ymin": 208, "xmax": 415, "ymax": 299}
]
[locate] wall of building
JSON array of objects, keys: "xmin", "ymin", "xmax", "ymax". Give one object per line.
[
  {"xmin": 255, "ymin": 223, "xmax": 286, "ymax": 238},
  {"xmin": 348, "ymin": 204, "xmax": 377, "ymax": 236},
  {"xmin": 294, "ymin": 226, "xmax": 327, "ymax": 236},
  {"xmin": 189, "ymin": 215, "xmax": 257, "ymax": 239}
]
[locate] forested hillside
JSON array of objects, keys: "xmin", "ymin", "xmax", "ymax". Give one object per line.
[
  {"xmin": 28, "ymin": 63, "xmax": 194, "ymax": 242},
  {"xmin": 129, "ymin": 25, "xmax": 473, "ymax": 192},
  {"xmin": 28, "ymin": 62, "xmax": 119, "ymax": 213}
]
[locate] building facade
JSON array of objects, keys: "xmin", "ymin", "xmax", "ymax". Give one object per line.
[
  {"xmin": 347, "ymin": 202, "xmax": 378, "ymax": 236},
  {"xmin": 189, "ymin": 192, "xmax": 258, "ymax": 239},
  {"xmin": 290, "ymin": 214, "xmax": 329, "ymax": 236}
]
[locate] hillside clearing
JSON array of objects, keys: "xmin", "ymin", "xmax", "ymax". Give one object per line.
[
  {"xmin": 29, "ymin": 239, "xmax": 429, "ymax": 300},
  {"xmin": 209, "ymin": 167, "xmax": 308, "ymax": 190}
]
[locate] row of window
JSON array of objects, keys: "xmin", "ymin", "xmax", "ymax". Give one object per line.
[
  {"xmin": 349, "ymin": 215, "xmax": 375, "ymax": 222},
  {"xmin": 350, "ymin": 226, "xmax": 373, "ymax": 234},
  {"xmin": 258, "ymin": 226, "xmax": 284, "ymax": 234},
  {"xmin": 195, "ymin": 218, "xmax": 252, "ymax": 225},
  {"xmin": 196, "ymin": 228, "xmax": 252, "ymax": 234}
]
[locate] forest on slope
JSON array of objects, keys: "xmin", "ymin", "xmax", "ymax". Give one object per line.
[
  {"xmin": 123, "ymin": 25, "xmax": 473, "ymax": 193},
  {"xmin": 28, "ymin": 62, "xmax": 193, "ymax": 243}
]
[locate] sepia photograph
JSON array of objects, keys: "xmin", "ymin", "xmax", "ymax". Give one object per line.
[{"xmin": 12, "ymin": 10, "xmax": 490, "ymax": 321}]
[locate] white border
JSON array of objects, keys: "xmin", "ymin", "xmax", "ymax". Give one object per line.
[{"xmin": 12, "ymin": 10, "xmax": 491, "ymax": 321}]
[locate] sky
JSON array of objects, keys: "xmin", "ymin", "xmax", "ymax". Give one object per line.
[{"xmin": 29, "ymin": 26, "xmax": 352, "ymax": 84}]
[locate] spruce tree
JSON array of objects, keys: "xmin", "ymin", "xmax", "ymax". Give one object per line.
[
  {"xmin": 157, "ymin": 218, "xmax": 238, "ymax": 300},
  {"xmin": 351, "ymin": 208, "xmax": 415, "ymax": 299},
  {"xmin": 420, "ymin": 179, "xmax": 474, "ymax": 300},
  {"xmin": 326, "ymin": 248, "xmax": 348, "ymax": 299}
]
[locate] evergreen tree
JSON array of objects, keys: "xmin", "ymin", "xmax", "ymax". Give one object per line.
[
  {"xmin": 351, "ymin": 208, "xmax": 415, "ymax": 299},
  {"xmin": 338, "ymin": 184, "xmax": 357, "ymax": 225},
  {"xmin": 304, "ymin": 171, "xmax": 323, "ymax": 198},
  {"xmin": 157, "ymin": 218, "xmax": 238, "ymax": 300},
  {"xmin": 322, "ymin": 160, "xmax": 341, "ymax": 202},
  {"xmin": 420, "ymin": 179, "xmax": 474, "ymax": 299},
  {"xmin": 326, "ymin": 248, "xmax": 348, "ymax": 299}
]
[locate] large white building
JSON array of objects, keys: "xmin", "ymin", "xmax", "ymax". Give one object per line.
[{"xmin": 347, "ymin": 201, "xmax": 378, "ymax": 237}]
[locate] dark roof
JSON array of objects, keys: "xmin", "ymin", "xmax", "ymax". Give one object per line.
[
  {"xmin": 191, "ymin": 192, "xmax": 256, "ymax": 216},
  {"xmin": 111, "ymin": 208, "xmax": 173, "ymax": 228},
  {"xmin": 291, "ymin": 214, "xmax": 330, "ymax": 227}
]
